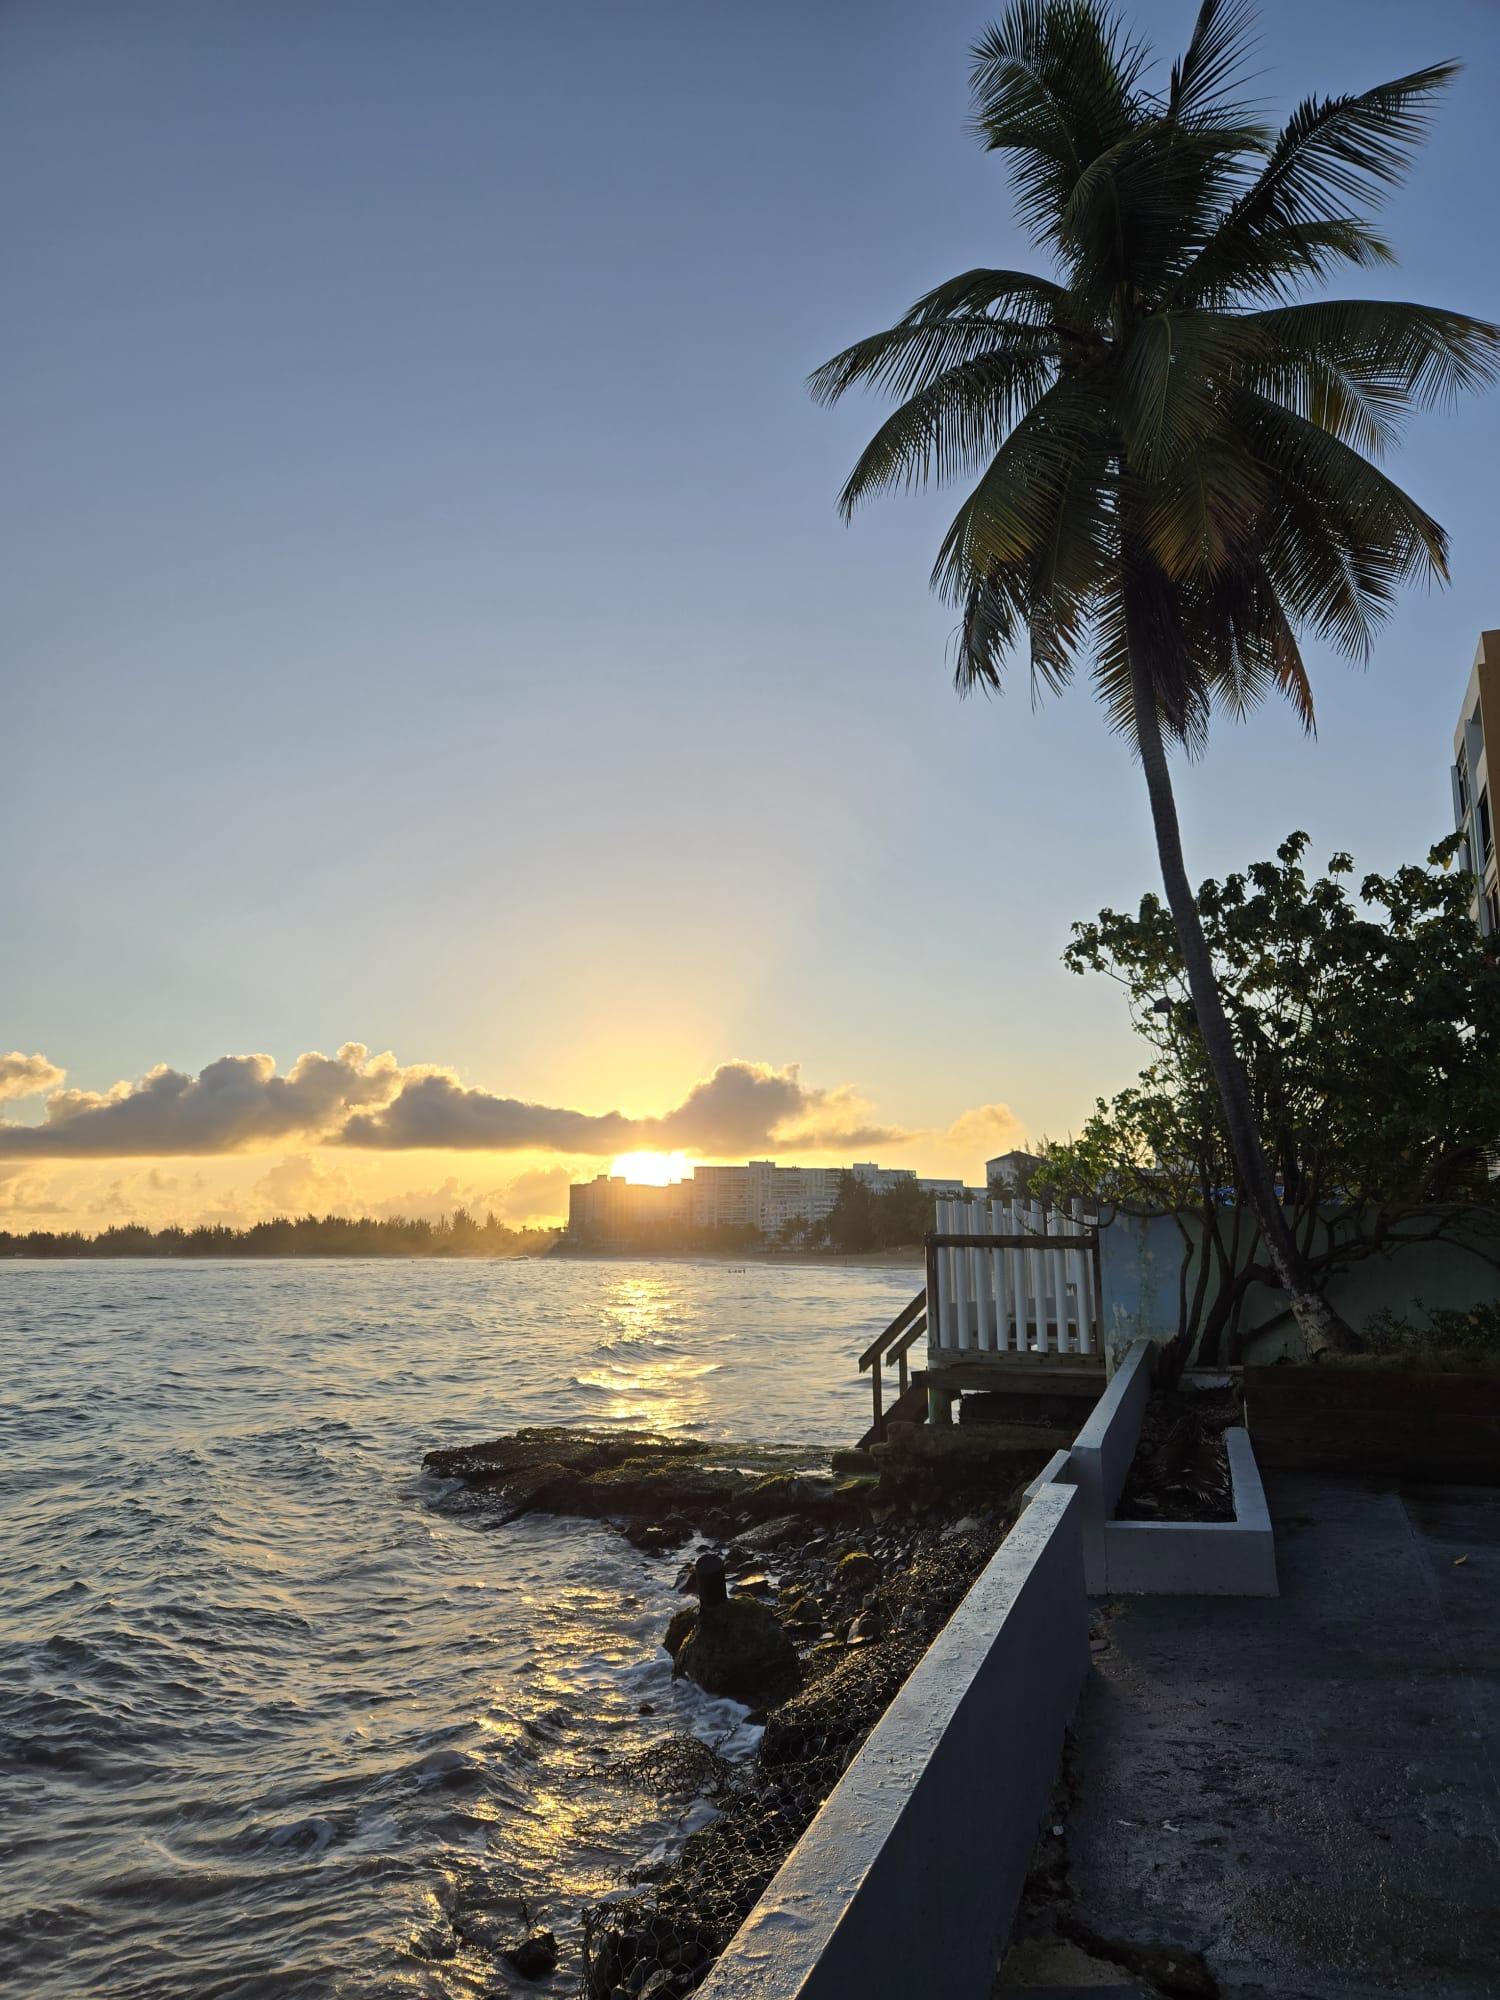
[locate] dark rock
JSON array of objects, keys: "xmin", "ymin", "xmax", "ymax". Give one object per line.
[
  {"xmin": 829, "ymin": 1447, "xmax": 878, "ymax": 1476},
  {"xmin": 662, "ymin": 1607, "xmax": 697, "ymax": 1659},
  {"xmin": 728, "ymin": 1514, "xmax": 805, "ymax": 1556},
  {"xmin": 835, "ymin": 1550, "xmax": 878, "ymax": 1596},
  {"xmin": 638, "ymin": 1700, "xmax": 655, "ymax": 1714},
  {"xmin": 783, "ymin": 1594, "xmax": 823, "ymax": 1631},
  {"xmin": 730, "ymin": 1572, "xmax": 774, "ymax": 1599},
  {"xmin": 503, "ymin": 1930, "xmax": 559, "ymax": 1979}
]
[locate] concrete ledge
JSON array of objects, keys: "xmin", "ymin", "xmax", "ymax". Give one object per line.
[
  {"xmin": 1101, "ymin": 1428, "xmax": 1278, "ymax": 1596},
  {"xmin": 695, "ymin": 1481, "xmax": 1089, "ymax": 2000},
  {"xmin": 1039, "ymin": 1345, "xmax": 1279, "ymax": 1596},
  {"xmin": 1023, "ymin": 1448, "xmax": 1075, "ymax": 1502},
  {"xmin": 1069, "ymin": 1338, "xmax": 1154, "ymax": 1589}
]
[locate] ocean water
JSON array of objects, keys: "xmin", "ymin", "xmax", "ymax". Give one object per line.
[{"xmin": 0, "ymin": 1256, "xmax": 919, "ymax": 2000}]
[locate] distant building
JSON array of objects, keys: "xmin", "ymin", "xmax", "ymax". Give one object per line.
[
  {"xmin": 986, "ymin": 1149, "xmax": 1046, "ymax": 1193},
  {"xmin": 567, "ymin": 1174, "xmax": 693, "ymax": 1242},
  {"xmin": 1453, "ymin": 630, "xmax": 1500, "ymax": 937},
  {"xmin": 567, "ymin": 1158, "xmax": 977, "ymax": 1244}
]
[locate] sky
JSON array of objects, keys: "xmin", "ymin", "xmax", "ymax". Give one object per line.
[{"xmin": 4, "ymin": 0, "xmax": 1499, "ymax": 1231}]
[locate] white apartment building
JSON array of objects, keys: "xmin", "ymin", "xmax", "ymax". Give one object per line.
[
  {"xmin": 1453, "ymin": 630, "xmax": 1500, "ymax": 937},
  {"xmin": 569, "ymin": 1160, "xmax": 983, "ymax": 1243},
  {"xmin": 690, "ymin": 1161, "xmax": 846, "ymax": 1233}
]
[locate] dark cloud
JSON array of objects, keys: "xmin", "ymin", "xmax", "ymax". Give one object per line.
[
  {"xmin": 0, "ymin": 1046, "xmax": 401, "ymax": 1156},
  {"xmin": 340, "ymin": 1060, "xmax": 901, "ymax": 1153},
  {"xmin": 0, "ymin": 1051, "xmax": 901, "ymax": 1159},
  {"xmin": 337, "ymin": 1074, "xmax": 639, "ymax": 1153}
]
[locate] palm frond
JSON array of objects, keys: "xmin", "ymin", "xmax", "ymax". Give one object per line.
[
  {"xmin": 808, "ymin": 314, "xmax": 1059, "ymax": 409},
  {"xmin": 1244, "ymin": 393, "xmax": 1449, "ymax": 657},
  {"xmin": 1163, "ymin": 0, "xmax": 1260, "ymax": 124},
  {"xmin": 1244, "ymin": 299, "xmax": 1500, "ymax": 451},
  {"xmin": 1116, "ymin": 310, "xmax": 1253, "ymax": 474},
  {"xmin": 902, "ymin": 267, "xmax": 1074, "ymax": 324},
  {"xmin": 1174, "ymin": 63, "xmax": 1457, "ymax": 302},
  {"xmin": 834, "ymin": 348, "xmax": 1058, "ymax": 517},
  {"xmin": 933, "ymin": 378, "xmax": 1117, "ymax": 692},
  {"xmin": 970, "ymin": 0, "xmax": 1147, "ymax": 249}
]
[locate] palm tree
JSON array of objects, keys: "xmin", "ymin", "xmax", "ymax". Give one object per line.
[{"xmin": 811, "ymin": 0, "xmax": 1499, "ymax": 1356}]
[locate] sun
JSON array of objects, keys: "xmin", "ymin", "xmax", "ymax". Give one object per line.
[{"xmin": 611, "ymin": 1150, "xmax": 691, "ymax": 1186}]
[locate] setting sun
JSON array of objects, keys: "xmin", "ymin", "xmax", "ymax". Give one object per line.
[{"xmin": 610, "ymin": 1150, "xmax": 690, "ymax": 1186}]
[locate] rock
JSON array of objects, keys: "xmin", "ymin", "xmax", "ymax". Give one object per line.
[
  {"xmin": 829, "ymin": 1447, "xmax": 878, "ymax": 1476},
  {"xmin": 730, "ymin": 1572, "xmax": 774, "ymax": 1598},
  {"xmin": 627, "ymin": 1519, "xmax": 691, "ymax": 1553},
  {"xmin": 849, "ymin": 1610, "xmax": 881, "ymax": 1641},
  {"xmin": 672, "ymin": 1553, "xmax": 801, "ymax": 1707},
  {"xmin": 662, "ymin": 1607, "xmax": 697, "ymax": 1658},
  {"xmin": 728, "ymin": 1514, "xmax": 805, "ymax": 1556},
  {"xmin": 503, "ymin": 1930, "xmax": 559, "ymax": 1979},
  {"xmin": 783, "ymin": 1594, "xmax": 823, "ymax": 1631},
  {"xmin": 835, "ymin": 1550, "xmax": 878, "ymax": 1596},
  {"xmin": 638, "ymin": 1700, "xmax": 655, "ymax": 1714}
]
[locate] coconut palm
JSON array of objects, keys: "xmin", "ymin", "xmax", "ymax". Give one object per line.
[{"xmin": 811, "ymin": 0, "xmax": 1499, "ymax": 1355}]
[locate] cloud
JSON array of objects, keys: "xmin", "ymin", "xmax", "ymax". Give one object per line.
[
  {"xmin": 940, "ymin": 1102, "xmax": 1027, "ymax": 1158},
  {"xmin": 339, "ymin": 1059, "xmax": 903, "ymax": 1155},
  {"xmin": 251, "ymin": 1153, "xmax": 354, "ymax": 1213},
  {"xmin": 0, "ymin": 1164, "xmax": 68, "ymax": 1217},
  {"xmin": 0, "ymin": 1045, "xmax": 405, "ymax": 1157},
  {"xmin": 0, "ymin": 1050, "xmax": 902, "ymax": 1161},
  {"xmin": 0, "ymin": 1052, "xmax": 65, "ymax": 1102}
]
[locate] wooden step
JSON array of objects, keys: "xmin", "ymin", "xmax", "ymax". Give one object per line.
[{"xmin": 857, "ymin": 1370, "xmax": 929, "ymax": 1449}]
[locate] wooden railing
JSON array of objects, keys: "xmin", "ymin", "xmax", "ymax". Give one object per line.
[
  {"xmin": 858, "ymin": 1288, "xmax": 927, "ymax": 1444},
  {"xmin": 926, "ymin": 1197, "xmax": 1102, "ymax": 1358}
]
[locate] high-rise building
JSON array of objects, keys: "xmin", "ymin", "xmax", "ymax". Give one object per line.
[
  {"xmin": 566, "ymin": 1159, "xmax": 980, "ymax": 1244},
  {"xmin": 1453, "ymin": 630, "xmax": 1500, "ymax": 938},
  {"xmin": 567, "ymin": 1174, "xmax": 694, "ymax": 1242}
]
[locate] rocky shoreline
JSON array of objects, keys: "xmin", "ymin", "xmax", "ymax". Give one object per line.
[{"xmin": 423, "ymin": 1416, "xmax": 1069, "ymax": 1994}]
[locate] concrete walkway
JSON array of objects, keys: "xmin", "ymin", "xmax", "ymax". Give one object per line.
[{"xmin": 999, "ymin": 1475, "xmax": 1500, "ymax": 2000}]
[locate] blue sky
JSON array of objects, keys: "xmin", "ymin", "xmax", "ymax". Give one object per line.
[{"xmin": 4, "ymin": 0, "xmax": 1498, "ymax": 1224}]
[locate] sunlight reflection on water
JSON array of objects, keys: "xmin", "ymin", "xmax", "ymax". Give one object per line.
[{"xmin": 0, "ymin": 1254, "xmax": 918, "ymax": 1999}]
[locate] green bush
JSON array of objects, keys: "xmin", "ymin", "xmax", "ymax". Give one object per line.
[{"xmin": 1359, "ymin": 1300, "xmax": 1500, "ymax": 1366}]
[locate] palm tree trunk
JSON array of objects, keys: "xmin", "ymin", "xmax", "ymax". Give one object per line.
[{"xmin": 1126, "ymin": 648, "xmax": 1358, "ymax": 1358}]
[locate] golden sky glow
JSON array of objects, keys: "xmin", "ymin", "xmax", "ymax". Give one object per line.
[{"xmin": 609, "ymin": 1150, "xmax": 690, "ymax": 1185}]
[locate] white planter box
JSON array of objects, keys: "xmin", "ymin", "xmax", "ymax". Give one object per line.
[{"xmin": 1027, "ymin": 1338, "xmax": 1278, "ymax": 1597}]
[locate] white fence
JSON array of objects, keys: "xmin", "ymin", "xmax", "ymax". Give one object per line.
[{"xmin": 929, "ymin": 1198, "xmax": 1100, "ymax": 1358}]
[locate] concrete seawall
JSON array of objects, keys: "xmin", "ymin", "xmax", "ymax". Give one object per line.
[{"xmin": 696, "ymin": 1480, "xmax": 1088, "ymax": 2000}]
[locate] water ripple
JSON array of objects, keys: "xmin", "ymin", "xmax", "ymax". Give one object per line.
[{"xmin": 0, "ymin": 1254, "xmax": 914, "ymax": 1998}]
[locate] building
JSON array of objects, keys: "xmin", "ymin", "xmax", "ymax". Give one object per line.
[
  {"xmin": 986, "ymin": 1149, "xmax": 1046, "ymax": 1193},
  {"xmin": 1453, "ymin": 630, "xmax": 1500, "ymax": 938},
  {"xmin": 568, "ymin": 1174, "xmax": 694, "ymax": 1243},
  {"xmin": 691, "ymin": 1161, "xmax": 845, "ymax": 1234},
  {"xmin": 567, "ymin": 1158, "xmax": 978, "ymax": 1244}
]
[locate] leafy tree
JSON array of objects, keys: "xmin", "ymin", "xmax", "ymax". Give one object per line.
[
  {"xmin": 819, "ymin": 1172, "xmax": 951, "ymax": 1252},
  {"xmin": 811, "ymin": 0, "xmax": 1499, "ymax": 1354},
  {"xmin": 1036, "ymin": 833, "xmax": 1500, "ymax": 1367}
]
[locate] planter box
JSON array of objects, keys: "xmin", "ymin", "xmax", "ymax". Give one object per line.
[
  {"xmin": 1245, "ymin": 1364, "xmax": 1500, "ymax": 1484},
  {"xmin": 1030, "ymin": 1339, "xmax": 1278, "ymax": 1596}
]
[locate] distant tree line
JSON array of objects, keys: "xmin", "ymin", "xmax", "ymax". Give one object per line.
[{"xmin": 0, "ymin": 1206, "xmax": 561, "ymax": 1259}]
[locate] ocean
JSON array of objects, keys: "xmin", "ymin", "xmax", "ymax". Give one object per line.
[{"xmin": 0, "ymin": 1255, "xmax": 918, "ymax": 1999}]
